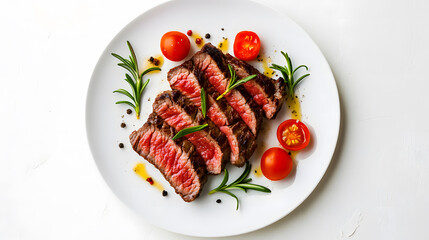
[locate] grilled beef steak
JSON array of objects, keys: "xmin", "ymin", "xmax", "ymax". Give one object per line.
[
  {"xmin": 129, "ymin": 43, "xmax": 286, "ymax": 201},
  {"xmin": 152, "ymin": 90, "xmax": 230, "ymax": 174},
  {"xmin": 129, "ymin": 113, "xmax": 207, "ymax": 202},
  {"xmin": 168, "ymin": 61, "xmax": 256, "ymax": 167},
  {"xmin": 225, "ymin": 53, "xmax": 286, "ymax": 119}
]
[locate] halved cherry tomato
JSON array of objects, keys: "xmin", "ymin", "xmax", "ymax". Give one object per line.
[
  {"xmin": 160, "ymin": 31, "xmax": 190, "ymax": 61},
  {"xmin": 277, "ymin": 119, "xmax": 310, "ymax": 151},
  {"xmin": 261, "ymin": 147, "xmax": 293, "ymax": 181},
  {"xmin": 233, "ymin": 31, "xmax": 261, "ymax": 61}
]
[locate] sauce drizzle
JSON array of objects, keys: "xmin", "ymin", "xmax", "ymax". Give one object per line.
[
  {"xmin": 218, "ymin": 38, "xmax": 229, "ymax": 53},
  {"xmin": 260, "ymin": 55, "xmax": 275, "ymax": 78},
  {"xmin": 144, "ymin": 55, "xmax": 164, "ymax": 72},
  {"xmin": 134, "ymin": 162, "xmax": 164, "ymax": 191},
  {"xmin": 190, "ymin": 32, "xmax": 205, "ymax": 48}
]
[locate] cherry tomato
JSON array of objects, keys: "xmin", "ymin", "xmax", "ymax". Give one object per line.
[
  {"xmin": 261, "ymin": 147, "xmax": 293, "ymax": 181},
  {"xmin": 160, "ymin": 31, "xmax": 190, "ymax": 61},
  {"xmin": 277, "ymin": 119, "xmax": 310, "ymax": 151},
  {"xmin": 233, "ymin": 31, "xmax": 261, "ymax": 61}
]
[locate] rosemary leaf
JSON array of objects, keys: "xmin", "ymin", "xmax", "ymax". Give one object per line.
[
  {"xmin": 113, "ymin": 89, "xmax": 134, "ymax": 102},
  {"xmin": 172, "ymin": 124, "xmax": 208, "ymax": 140},
  {"xmin": 220, "ymin": 190, "xmax": 239, "ymax": 210},
  {"xmin": 201, "ymin": 88, "xmax": 207, "ymax": 118},
  {"xmin": 124, "ymin": 75, "xmax": 138, "ymax": 98},
  {"xmin": 141, "ymin": 67, "xmax": 161, "ymax": 78},
  {"xmin": 231, "ymin": 162, "xmax": 251, "ymax": 185},
  {"xmin": 292, "ymin": 65, "xmax": 309, "ymax": 74},
  {"xmin": 115, "ymin": 100, "xmax": 135, "ymax": 109},
  {"xmin": 118, "ymin": 63, "xmax": 136, "ymax": 78},
  {"xmin": 139, "ymin": 78, "xmax": 150, "ymax": 96},
  {"xmin": 234, "ymin": 183, "xmax": 271, "ymax": 192},
  {"xmin": 111, "ymin": 53, "xmax": 130, "ymax": 66}
]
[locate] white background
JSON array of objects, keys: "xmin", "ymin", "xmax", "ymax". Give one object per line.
[{"xmin": 1, "ymin": 0, "xmax": 428, "ymax": 239}]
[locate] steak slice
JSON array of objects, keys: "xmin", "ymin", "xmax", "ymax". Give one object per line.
[
  {"xmin": 153, "ymin": 90, "xmax": 229, "ymax": 174},
  {"xmin": 193, "ymin": 43, "xmax": 263, "ymax": 135},
  {"xmin": 168, "ymin": 62, "xmax": 257, "ymax": 166},
  {"xmin": 225, "ymin": 53, "xmax": 286, "ymax": 119},
  {"xmin": 129, "ymin": 113, "xmax": 207, "ymax": 202}
]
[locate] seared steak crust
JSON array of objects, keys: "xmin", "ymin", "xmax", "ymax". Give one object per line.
[{"xmin": 129, "ymin": 113, "xmax": 207, "ymax": 202}]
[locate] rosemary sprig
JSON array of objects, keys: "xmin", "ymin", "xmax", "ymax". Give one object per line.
[
  {"xmin": 270, "ymin": 51, "xmax": 310, "ymax": 99},
  {"xmin": 209, "ymin": 162, "xmax": 271, "ymax": 210},
  {"xmin": 112, "ymin": 41, "xmax": 161, "ymax": 119},
  {"xmin": 216, "ymin": 64, "xmax": 256, "ymax": 100},
  {"xmin": 201, "ymin": 88, "xmax": 207, "ymax": 119},
  {"xmin": 172, "ymin": 124, "xmax": 208, "ymax": 140}
]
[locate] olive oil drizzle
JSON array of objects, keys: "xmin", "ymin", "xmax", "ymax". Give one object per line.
[
  {"xmin": 134, "ymin": 162, "xmax": 164, "ymax": 191},
  {"xmin": 218, "ymin": 37, "xmax": 229, "ymax": 53}
]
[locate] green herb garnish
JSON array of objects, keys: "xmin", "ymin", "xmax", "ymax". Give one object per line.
[
  {"xmin": 216, "ymin": 64, "xmax": 257, "ymax": 100},
  {"xmin": 270, "ymin": 51, "xmax": 310, "ymax": 98},
  {"xmin": 201, "ymin": 88, "xmax": 207, "ymax": 119},
  {"xmin": 112, "ymin": 41, "xmax": 161, "ymax": 119},
  {"xmin": 209, "ymin": 162, "xmax": 271, "ymax": 210},
  {"xmin": 172, "ymin": 124, "xmax": 208, "ymax": 140}
]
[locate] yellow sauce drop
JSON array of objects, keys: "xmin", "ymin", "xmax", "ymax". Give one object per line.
[
  {"xmin": 260, "ymin": 56, "xmax": 275, "ymax": 78},
  {"xmin": 286, "ymin": 96, "xmax": 302, "ymax": 120},
  {"xmin": 190, "ymin": 32, "xmax": 205, "ymax": 48},
  {"xmin": 218, "ymin": 38, "xmax": 229, "ymax": 53},
  {"xmin": 143, "ymin": 55, "xmax": 164, "ymax": 74},
  {"xmin": 290, "ymin": 151, "xmax": 298, "ymax": 160},
  {"xmin": 253, "ymin": 165, "xmax": 263, "ymax": 177},
  {"xmin": 134, "ymin": 163, "xmax": 164, "ymax": 191}
]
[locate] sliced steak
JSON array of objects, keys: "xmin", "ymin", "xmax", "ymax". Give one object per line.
[
  {"xmin": 168, "ymin": 62, "xmax": 257, "ymax": 166},
  {"xmin": 192, "ymin": 43, "xmax": 263, "ymax": 135},
  {"xmin": 129, "ymin": 113, "xmax": 207, "ymax": 202},
  {"xmin": 153, "ymin": 90, "xmax": 229, "ymax": 174},
  {"xmin": 225, "ymin": 53, "xmax": 286, "ymax": 119}
]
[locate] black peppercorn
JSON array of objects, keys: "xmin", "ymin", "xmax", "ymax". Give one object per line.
[
  {"xmin": 119, "ymin": 143, "xmax": 124, "ymax": 148},
  {"xmin": 120, "ymin": 123, "xmax": 126, "ymax": 128},
  {"xmin": 162, "ymin": 190, "xmax": 168, "ymax": 196},
  {"xmin": 205, "ymin": 33, "xmax": 211, "ymax": 39},
  {"xmin": 126, "ymin": 109, "xmax": 132, "ymax": 114},
  {"xmin": 216, "ymin": 199, "xmax": 221, "ymax": 203}
]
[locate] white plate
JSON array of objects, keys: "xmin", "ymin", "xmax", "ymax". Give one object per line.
[{"xmin": 86, "ymin": 0, "xmax": 340, "ymax": 237}]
